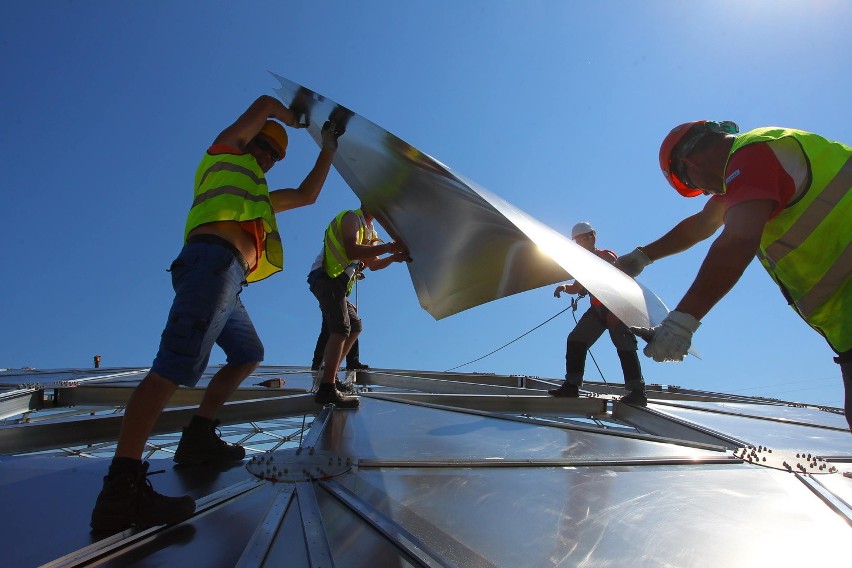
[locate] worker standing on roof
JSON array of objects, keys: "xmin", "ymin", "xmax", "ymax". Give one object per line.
[
  {"xmin": 307, "ymin": 204, "xmax": 408, "ymax": 408},
  {"xmin": 90, "ymin": 96, "xmax": 344, "ymax": 534},
  {"xmin": 311, "ymin": 265, "xmax": 371, "ymax": 373},
  {"xmin": 548, "ymin": 222, "xmax": 648, "ymax": 405},
  {"xmin": 618, "ymin": 121, "xmax": 851, "ymax": 431}
]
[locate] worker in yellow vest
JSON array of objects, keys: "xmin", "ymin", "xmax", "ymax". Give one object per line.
[
  {"xmin": 91, "ymin": 96, "xmax": 344, "ymax": 534},
  {"xmin": 308, "ymin": 206, "xmax": 409, "ymax": 408},
  {"xmin": 621, "ymin": 121, "xmax": 851, "ymax": 431}
]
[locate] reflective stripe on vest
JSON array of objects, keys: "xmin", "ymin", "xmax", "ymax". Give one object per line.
[
  {"xmin": 184, "ymin": 152, "xmax": 283, "ymax": 283},
  {"xmin": 323, "ymin": 209, "xmax": 367, "ymax": 279},
  {"xmin": 726, "ymin": 128, "xmax": 852, "ymax": 351}
]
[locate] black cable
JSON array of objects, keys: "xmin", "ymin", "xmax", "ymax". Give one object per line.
[{"xmin": 445, "ymin": 307, "xmax": 571, "ymax": 372}]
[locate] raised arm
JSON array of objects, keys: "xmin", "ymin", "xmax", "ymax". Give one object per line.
[
  {"xmin": 554, "ymin": 282, "xmax": 586, "ymax": 298},
  {"xmin": 268, "ymin": 121, "xmax": 342, "ymax": 213},
  {"xmin": 214, "ymin": 95, "xmax": 301, "ymax": 151}
]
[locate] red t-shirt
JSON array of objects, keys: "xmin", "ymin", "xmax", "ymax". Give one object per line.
[{"xmin": 712, "ymin": 142, "xmax": 797, "ymax": 218}]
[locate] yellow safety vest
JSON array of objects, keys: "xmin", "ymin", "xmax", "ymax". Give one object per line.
[
  {"xmin": 184, "ymin": 152, "xmax": 283, "ymax": 283},
  {"xmin": 726, "ymin": 128, "xmax": 851, "ymax": 352},
  {"xmin": 323, "ymin": 209, "xmax": 369, "ymax": 280}
]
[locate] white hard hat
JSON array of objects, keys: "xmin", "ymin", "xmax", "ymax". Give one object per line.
[{"xmin": 571, "ymin": 221, "xmax": 595, "ymax": 239}]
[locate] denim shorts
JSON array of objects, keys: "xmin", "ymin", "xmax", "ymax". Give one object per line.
[
  {"xmin": 310, "ymin": 272, "xmax": 362, "ymax": 335},
  {"xmin": 150, "ymin": 240, "xmax": 264, "ymax": 387}
]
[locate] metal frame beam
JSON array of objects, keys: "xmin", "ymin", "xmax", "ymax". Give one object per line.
[
  {"xmin": 359, "ymin": 371, "xmax": 533, "ymax": 395},
  {"xmin": 60, "ymin": 385, "xmax": 307, "ymax": 407},
  {"xmin": 0, "ymin": 394, "xmax": 318, "ymax": 455},
  {"xmin": 614, "ymin": 400, "xmax": 745, "ymax": 449},
  {"xmin": 236, "ymin": 485, "xmax": 297, "ymax": 568},
  {"xmin": 0, "ymin": 388, "xmax": 41, "ymax": 419},
  {"xmin": 364, "ymin": 391, "xmax": 607, "ymax": 415}
]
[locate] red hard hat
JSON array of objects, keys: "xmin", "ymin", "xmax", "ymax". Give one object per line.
[{"xmin": 659, "ymin": 121, "xmax": 706, "ymax": 198}]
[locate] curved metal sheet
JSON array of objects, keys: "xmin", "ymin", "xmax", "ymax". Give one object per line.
[{"xmin": 271, "ymin": 73, "xmax": 671, "ymax": 330}]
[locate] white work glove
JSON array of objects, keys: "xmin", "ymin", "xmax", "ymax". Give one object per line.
[
  {"xmin": 615, "ymin": 247, "xmax": 652, "ymax": 277},
  {"xmin": 640, "ymin": 311, "xmax": 700, "ymax": 362},
  {"xmin": 321, "ymin": 120, "xmax": 343, "ymax": 151}
]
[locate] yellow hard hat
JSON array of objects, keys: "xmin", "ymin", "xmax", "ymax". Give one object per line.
[{"xmin": 258, "ymin": 120, "xmax": 288, "ymax": 156}]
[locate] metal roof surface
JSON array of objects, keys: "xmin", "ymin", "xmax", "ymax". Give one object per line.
[{"xmin": 0, "ymin": 365, "xmax": 849, "ymax": 567}]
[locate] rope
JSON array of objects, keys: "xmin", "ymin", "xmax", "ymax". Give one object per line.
[
  {"xmin": 444, "ymin": 307, "xmax": 571, "ymax": 372},
  {"xmin": 445, "ymin": 296, "xmax": 617, "ymax": 397}
]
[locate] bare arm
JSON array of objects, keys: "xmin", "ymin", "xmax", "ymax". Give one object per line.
[
  {"xmin": 642, "ymin": 198, "xmax": 725, "ymax": 262},
  {"xmin": 214, "ymin": 95, "xmax": 300, "ymax": 151},
  {"xmin": 674, "ymin": 199, "xmax": 774, "ymax": 320},
  {"xmin": 554, "ymin": 282, "xmax": 585, "ymax": 298},
  {"xmin": 364, "ymin": 251, "xmax": 409, "ymax": 271},
  {"xmin": 340, "ymin": 212, "xmax": 408, "ymax": 263},
  {"xmin": 268, "ymin": 149, "xmax": 336, "ymax": 212}
]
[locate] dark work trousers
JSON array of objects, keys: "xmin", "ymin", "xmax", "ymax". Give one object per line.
[
  {"xmin": 312, "ymin": 321, "xmax": 360, "ymax": 369},
  {"xmin": 564, "ymin": 304, "xmax": 644, "ymax": 392}
]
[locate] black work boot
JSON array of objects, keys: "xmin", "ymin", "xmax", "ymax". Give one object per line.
[
  {"xmin": 344, "ymin": 361, "xmax": 369, "ymax": 371},
  {"xmin": 90, "ymin": 461, "xmax": 195, "ymax": 534},
  {"xmin": 619, "ymin": 390, "xmax": 648, "ymax": 406},
  {"xmin": 173, "ymin": 417, "xmax": 246, "ymax": 465},
  {"xmin": 315, "ymin": 382, "xmax": 360, "ymax": 409},
  {"xmin": 548, "ymin": 382, "xmax": 580, "ymax": 398}
]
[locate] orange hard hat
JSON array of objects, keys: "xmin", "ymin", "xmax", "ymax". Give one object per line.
[
  {"xmin": 258, "ymin": 120, "xmax": 288, "ymax": 157},
  {"xmin": 659, "ymin": 121, "xmax": 706, "ymax": 198}
]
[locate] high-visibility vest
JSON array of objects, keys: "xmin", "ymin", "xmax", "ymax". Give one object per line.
[
  {"xmin": 323, "ymin": 209, "xmax": 369, "ymax": 280},
  {"xmin": 184, "ymin": 152, "xmax": 283, "ymax": 283},
  {"xmin": 725, "ymin": 128, "xmax": 851, "ymax": 352}
]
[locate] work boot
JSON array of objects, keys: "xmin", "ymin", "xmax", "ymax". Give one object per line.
[
  {"xmin": 315, "ymin": 383, "xmax": 360, "ymax": 409},
  {"xmin": 619, "ymin": 390, "xmax": 648, "ymax": 406},
  {"xmin": 548, "ymin": 382, "xmax": 580, "ymax": 398},
  {"xmin": 345, "ymin": 361, "xmax": 369, "ymax": 371},
  {"xmin": 335, "ymin": 379, "xmax": 356, "ymax": 394},
  {"xmin": 173, "ymin": 418, "xmax": 246, "ymax": 465},
  {"xmin": 90, "ymin": 461, "xmax": 195, "ymax": 534}
]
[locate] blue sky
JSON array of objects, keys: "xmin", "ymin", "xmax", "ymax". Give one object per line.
[{"xmin": 2, "ymin": 1, "xmax": 849, "ymax": 407}]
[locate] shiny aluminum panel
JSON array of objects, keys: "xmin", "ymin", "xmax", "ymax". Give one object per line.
[
  {"xmin": 647, "ymin": 403, "xmax": 852, "ymax": 455},
  {"xmin": 317, "ymin": 397, "xmax": 723, "ymax": 461},
  {"xmin": 654, "ymin": 400, "xmax": 849, "ymax": 430},
  {"xmin": 271, "ymin": 74, "xmax": 672, "ymax": 329},
  {"xmin": 340, "ymin": 466, "xmax": 849, "ymax": 567},
  {"xmin": 313, "ymin": 484, "xmax": 425, "ymax": 568}
]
